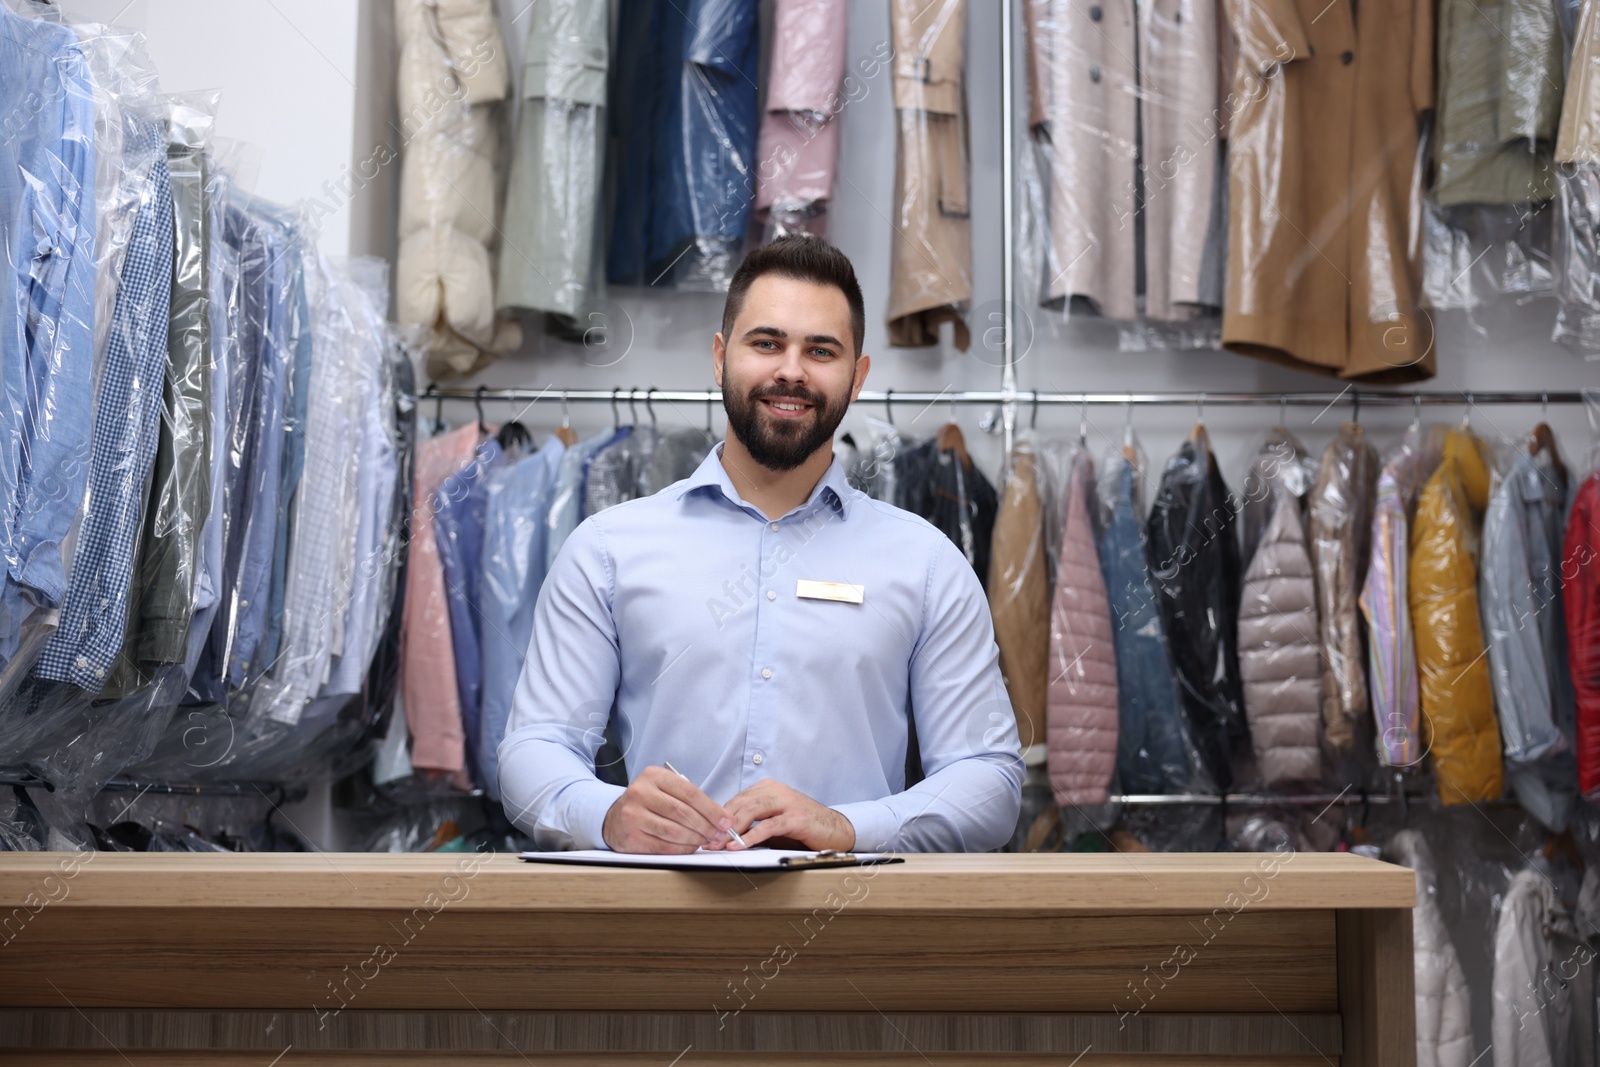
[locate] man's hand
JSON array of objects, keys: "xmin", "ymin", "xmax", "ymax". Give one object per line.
[
  {"xmin": 601, "ymin": 765, "xmax": 737, "ymax": 853},
  {"xmin": 709, "ymin": 778, "xmax": 856, "ymax": 851}
]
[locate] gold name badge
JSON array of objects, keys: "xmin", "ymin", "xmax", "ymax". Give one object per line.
[{"xmin": 795, "ymin": 579, "xmax": 865, "ymax": 604}]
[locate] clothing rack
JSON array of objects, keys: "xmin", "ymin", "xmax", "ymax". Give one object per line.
[{"xmin": 0, "ymin": 773, "xmax": 306, "ymax": 803}]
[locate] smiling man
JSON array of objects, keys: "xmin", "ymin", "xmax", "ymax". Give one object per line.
[{"xmin": 498, "ymin": 235, "xmax": 1022, "ymax": 854}]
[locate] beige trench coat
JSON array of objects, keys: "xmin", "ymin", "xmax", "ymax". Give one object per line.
[
  {"xmin": 1025, "ymin": 0, "xmax": 1219, "ymax": 323},
  {"xmin": 1222, "ymin": 0, "xmax": 1436, "ymax": 382}
]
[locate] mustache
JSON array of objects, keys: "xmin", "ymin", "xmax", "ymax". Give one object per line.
[{"xmin": 750, "ymin": 386, "xmax": 823, "ymax": 405}]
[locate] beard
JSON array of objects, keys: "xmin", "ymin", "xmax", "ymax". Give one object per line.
[{"xmin": 723, "ymin": 380, "xmax": 849, "ymax": 472}]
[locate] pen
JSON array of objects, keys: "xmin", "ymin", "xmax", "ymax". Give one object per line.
[{"xmin": 662, "ymin": 760, "xmax": 748, "ymax": 848}]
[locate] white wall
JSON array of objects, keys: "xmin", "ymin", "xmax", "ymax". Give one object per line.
[{"xmin": 60, "ymin": 0, "xmax": 370, "ymax": 259}]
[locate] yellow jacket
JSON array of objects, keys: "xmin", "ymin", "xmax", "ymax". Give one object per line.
[{"xmin": 1409, "ymin": 429, "xmax": 1502, "ymax": 803}]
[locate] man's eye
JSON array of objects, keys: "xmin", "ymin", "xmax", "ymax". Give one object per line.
[{"xmin": 811, "ymin": 348, "xmax": 834, "ymax": 358}]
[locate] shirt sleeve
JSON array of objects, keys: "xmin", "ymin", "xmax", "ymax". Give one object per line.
[
  {"xmin": 832, "ymin": 536, "xmax": 1024, "ymax": 852},
  {"xmin": 498, "ymin": 515, "xmax": 626, "ymax": 850}
]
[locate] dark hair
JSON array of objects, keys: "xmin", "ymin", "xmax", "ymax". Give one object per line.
[{"xmin": 721, "ymin": 235, "xmax": 865, "ymax": 357}]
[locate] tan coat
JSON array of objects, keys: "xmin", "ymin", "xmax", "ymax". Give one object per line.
[
  {"xmin": 988, "ymin": 445, "xmax": 1049, "ymax": 752},
  {"xmin": 1222, "ymin": 0, "xmax": 1436, "ymax": 382},
  {"xmin": 1024, "ymin": 0, "xmax": 1218, "ymax": 322},
  {"xmin": 887, "ymin": 0, "xmax": 972, "ymax": 349}
]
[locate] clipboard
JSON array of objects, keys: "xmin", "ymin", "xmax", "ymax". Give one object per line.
[{"xmin": 518, "ymin": 848, "xmax": 903, "ymax": 872}]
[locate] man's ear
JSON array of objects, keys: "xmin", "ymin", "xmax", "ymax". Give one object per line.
[
  {"xmin": 712, "ymin": 331, "xmax": 726, "ymax": 387},
  {"xmin": 850, "ymin": 352, "xmax": 871, "ymax": 402}
]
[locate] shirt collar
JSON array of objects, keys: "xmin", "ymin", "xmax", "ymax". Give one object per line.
[{"xmin": 675, "ymin": 440, "xmax": 854, "ymax": 522}]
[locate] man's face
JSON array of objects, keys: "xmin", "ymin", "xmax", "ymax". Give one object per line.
[{"xmin": 714, "ymin": 274, "xmax": 868, "ymax": 472}]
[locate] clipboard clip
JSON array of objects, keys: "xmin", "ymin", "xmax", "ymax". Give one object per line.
[{"xmin": 776, "ymin": 850, "xmax": 902, "ymax": 870}]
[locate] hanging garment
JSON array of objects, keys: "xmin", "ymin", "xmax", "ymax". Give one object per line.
[
  {"xmin": 402, "ymin": 423, "xmax": 487, "ymax": 777},
  {"xmin": 1553, "ymin": 2, "xmax": 1600, "ymax": 348},
  {"xmin": 1485, "ymin": 448, "xmax": 1577, "ymax": 829},
  {"xmin": 1147, "ymin": 433, "xmax": 1246, "ymax": 792},
  {"xmin": 887, "ymin": 0, "xmax": 972, "ymax": 349},
  {"xmin": 103, "ymin": 122, "xmax": 215, "ymax": 696},
  {"xmin": 919, "ymin": 433, "xmax": 998, "ymax": 588},
  {"xmin": 434, "ymin": 439, "xmax": 504, "ymax": 785},
  {"xmin": 32, "ymin": 118, "xmax": 169, "ymax": 690},
  {"xmin": 1492, "ymin": 867, "xmax": 1579, "ymax": 1067},
  {"xmin": 1411, "ymin": 428, "xmax": 1502, "ymax": 804},
  {"xmin": 1237, "ymin": 481, "xmax": 1323, "ymax": 786},
  {"xmin": 498, "ymin": 0, "xmax": 607, "ymax": 325},
  {"xmin": 394, "ymin": 0, "xmax": 518, "ymax": 378},
  {"xmin": 755, "ymin": 0, "xmax": 849, "ymax": 238},
  {"xmin": 478, "ymin": 439, "xmax": 567, "ymax": 800},
  {"xmin": 0, "ymin": 8, "xmax": 98, "ymax": 675},
  {"xmin": 1024, "ymin": 0, "xmax": 1220, "ymax": 322},
  {"xmin": 608, "ymin": 0, "xmax": 761, "ymax": 291},
  {"xmin": 1309, "ymin": 422, "xmax": 1378, "ymax": 754},
  {"xmin": 1564, "ymin": 471, "xmax": 1600, "ymax": 799},
  {"xmin": 1431, "ymin": 0, "xmax": 1563, "ymax": 206},
  {"xmin": 988, "ymin": 440, "xmax": 1050, "ymax": 753},
  {"xmin": 546, "ymin": 426, "xmax": 625, "ymax": 573},
  {"xmin": 1383, "ymin": 830, "xmax": 1474, "ymax": 1067},
  {"xmin": 1221, "ymin": 0, "xmax": 1436, "ymax": 381},
  {"xmin": 1099, "ymin": 453, "xmax": 1193, "ymax": 793},
  {"xmin": 1046, "ymin": 450, "xmax": 1118, "ymax": 807},
  {"xmin": 1361, "ymin": 425, "xmax": 1441, "ymax": 768},
  {"xmin": 642, "ymin": 427, "xmax": 716, "ymax": 494}
]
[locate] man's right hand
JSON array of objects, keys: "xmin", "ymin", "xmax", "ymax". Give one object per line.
[{"xmin": 600, "ymin": 765, "xmax": 736, "ymax": 853}]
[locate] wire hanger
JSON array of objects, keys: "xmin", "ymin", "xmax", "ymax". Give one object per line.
[
  {"xmin": 611, "ymin": 386, "xmax": 622, "ymax": 430},
  {"xmin": 1030, "ymin": 389, "xmax": 1040, "ymax": 431},
  {"xmin": 1410, "ymin": 393, "xmax": 1422, "ymax": 433},
  {"xmin": 426, "ymin": 383, "xmax": 445, "ymax": 436},
  {"xmin": 884, "ymin": 388, "xmax": 895, "ymax": 427},
  {"xmin": 1121, "ymin": 395, "xmax": 1138, "ymax": 465},
  {"xmin": 1078, "ymin": 394, "xmax": 1088, "ymax": 448},
  {"xmin": 627, "ymin": 387, "xmax": 639, "ymax": 427},
  {"xmin": 474, "ymin": 384, "xmax": 488, "ymax": 437},
  {"xmin": 645, "ymin": 387, "xmax": 659, "ymax": 427},
  {"xmin": 1277, "ymin": 394, "xmax": 1288, "ymax": 431}
]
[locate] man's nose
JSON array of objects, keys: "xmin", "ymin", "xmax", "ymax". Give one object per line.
[{"xmin": 773, "ymin": 345, "xmax": 808, "ymax": 383}]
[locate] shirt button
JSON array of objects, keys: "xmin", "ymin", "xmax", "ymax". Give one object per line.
[
  {"xmin": 75, "ymin": 656, "xmax": 88, "ymax": 668},
  {"xmin": 752, "ymin": 752, "xmax": 764, "ymax": 766},
  {"xmin": 769, "ymin": 522, "xmax": 779, "ymax": 531},
  {"xmin": 766, "ymin": 590, "xmax": 776, "ymax": 601},
  {"xmin": 1341, "ymin": 50, "xmax": 1354, "ymax": 65},
  {"xmin": 1088, "ymin": 4, "xmax": 1102, "ymax": 19},
  {"xmin": 761, "ymin": 667, "xmax": 772, "ymax": 679},
  {"xmin": 1089, "ymin": 65, "xmax": 1102, "ymax": 83}
]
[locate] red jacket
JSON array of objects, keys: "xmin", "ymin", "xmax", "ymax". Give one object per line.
[{"xmin": 1565, "ymin": 471, "xmax": 1600, "ymax": 798}]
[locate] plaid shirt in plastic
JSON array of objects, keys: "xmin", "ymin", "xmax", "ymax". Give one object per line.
[{"xmin": 34, "ymin": 121, "xmax": 172, "ymax": 688}]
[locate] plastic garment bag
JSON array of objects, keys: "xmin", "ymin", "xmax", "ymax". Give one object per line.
[
  {"xmin": 1146, "ymin": 430, "xmax": 1246, "ymax": 792},
  {"xmin": 1361, "ymin": 423, "xmax": 1443, "ymax": 769},
  {"xmin": 498, "ymin": 0, "xmax": 607, "ymax": 330},
  {"xmin": 919, "ymin": 429, "xmax": 997, "ymax": 589},
  {"xmin": 1236, "ymin": 433, "xmax": 1323, "ymax": 787},
  {"xmin": 1563, "ymin": 468, "xmax": 1600, "ymax": 799},
  {"xmin": 0, "ymin": 3, "xmax": 99, "ymax": 681},
  {"xmin": 755, "ymin": 0, "xmax": 850, "ymax": 240},
  {"xmin": 394, "ymin": 0, "xmax": 519, "ymax": 378},
  {"xmin": 1020, "ymin": 0, "xmax": 1222, "ymax": 345},
  {"xmin": 987, "ymin": 434, "xmax": 1050, "ymax": 755},
  {"xmin": 1484, "ymin": 446, "xmax": 1577, "ymax": 830},
  {"xmin": 1382, "ymin": 830, "xmax": 1474, "ymax": 1067},
  {"xmin": 1491, "ymin": 865, "xmax": 1586, "ymax": 1067},
  {"xmin": 1221, "ymin": 0, "xmax": 1435, "ymax": 381},
  {"xmin": 608, "ymin": 0, "xmax": 760, "ymax": 292},
  {"xmin": 1308, "ymin": 422, "xmax": 1379, "ymax": 757},
  {"xmin": 1553, "ymin": 0, "xmax": 1600, "ymax": 355},
  {"xmin": 1410, "ymin": 428, "xmax": 1503, "ymax": 804},
  {"xmin": 1097, "ymin": 444, "xmax": 1202, "ymax": 794},
  {"xmin": 1044, "ymin": 448, "xmax": 1118, "ymax": 807},
  {"xmin": 885, "ymin": 0, "xmax": 972, "ymax": 349}
]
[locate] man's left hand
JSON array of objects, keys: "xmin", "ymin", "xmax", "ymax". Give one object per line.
[{"xmin": 709, "ymin": 778, "xmax": 856, "ymax": 851}]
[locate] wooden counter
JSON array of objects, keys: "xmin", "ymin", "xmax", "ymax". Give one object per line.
[{"xmin": 0, "ymin": 851, "xmax": 1416, "ymax": 1065}]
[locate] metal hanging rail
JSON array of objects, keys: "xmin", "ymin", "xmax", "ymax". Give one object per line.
[{"xmin": 423, "ymin": 385, "xmax": 1590, "ymax": 408}]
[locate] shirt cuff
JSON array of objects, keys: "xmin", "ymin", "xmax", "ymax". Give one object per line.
[
  {"xmin": 563, "ymin": 780, "xmax": 628, "ymax": 851},
  {"xmin": 830, "ymin": 800, "xmax": 899, "ymax": 853}
]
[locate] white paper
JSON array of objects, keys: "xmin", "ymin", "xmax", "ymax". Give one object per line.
[{"xmin": 518, "ymin": 848, "xmax": 895, "ymax": 870}]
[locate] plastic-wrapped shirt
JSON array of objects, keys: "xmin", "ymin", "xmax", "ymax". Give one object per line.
[{"xmin": 0, "ymin": 9, "xmax": 98, "ymax": 673}]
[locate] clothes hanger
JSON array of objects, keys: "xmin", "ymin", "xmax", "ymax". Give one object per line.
[
  {"xmin": 627, "ymin": 387, "xmax": 639, "ymax": 428},
  {"xmin": 555, "ymin": 390, "xmax": 578, "ymax": 446},
  {"xmin": 1078, "ymin": 394, "xmax": 1088, "ymax": 449},
  {"xmin": 1277, "ymin": 394, "xmax": 1288, "ymax": 433},
  {"xmin": 474, "ymin": 384, "xmax": 489, "ymax": 438},
  {"xmin": 884, "ymin": 388, "xmax": 895, "ymax": 428},
  {"xmin": 1121, "ymin": 395, "xmax": 1138, "ymax": 466},
  {"xmin": 1529, "ymin": 393, "xmax": 1569, "ymax": 484},
  {"xmin": 645, "ymin": 387, "xmax": 659, "ymax": 428},
  {"xmin": 1543, "ymin": 829, "xmax": 1586, "ymax": 872},
  {"xmin": 426, "ymin": 384, "xmax": 445, "ymax": 437},
  {"xmin": 1410, "ymin": 393, "xmax": 1422, "ymax": 434},
  {"xmin": 1030, "ymin": 389, "xmax": 1040, "ymax": 432},
  {"xmin": 1189, "ymin": 392, "xmax": 1210, "ymax": 451},
  {"xmin": 610, "ymin": 386, "xmax": 622, "ymax": 431},
  {"xmin": 936, "ymin": 414, "xmax": 969, "ymax": 465}
]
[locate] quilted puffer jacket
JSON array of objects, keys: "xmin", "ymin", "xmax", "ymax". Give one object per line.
[
  {"xmin": 1147, "ymin": 431, "xmax": 1246, "ymax": 791},
  {"xmin": 1309, "ymin": 422, "xmax": 1378, "ymax": 753},
  {"xmin": 1237, "ymin": 481, "xmax": 1324, "ymax": 785},
  {"xmin": 1046, "ymin": 451, "xmax": 1118, "ymax": 805},
  {"xmin": 395, "ymin": 0, "xmax": 521, "ymax": 378},
  {"xmin": 1383, "ymin": 831, "xmax": 1473, "ymax": 1067},
  {"xmin": 1564, "ymin": 471, "xmax": 1600, "ymax": 798},
  {"xmin": 1410, "ymin": 428, "xmax": 1502, "ymax": 804}
]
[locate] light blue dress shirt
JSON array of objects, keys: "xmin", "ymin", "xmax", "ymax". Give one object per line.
[
  {"xmin": 0, "ymin": 10, "xmax": 98, "ymax": 671},
  {"xmin": 498, "ymin": 441, "xmax": 1023, "ymax": 852}
]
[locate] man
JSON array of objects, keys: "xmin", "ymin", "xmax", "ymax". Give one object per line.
[{"xmin": 498, "ymin": 235, "xmax": 1022, "ymax": 853}]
